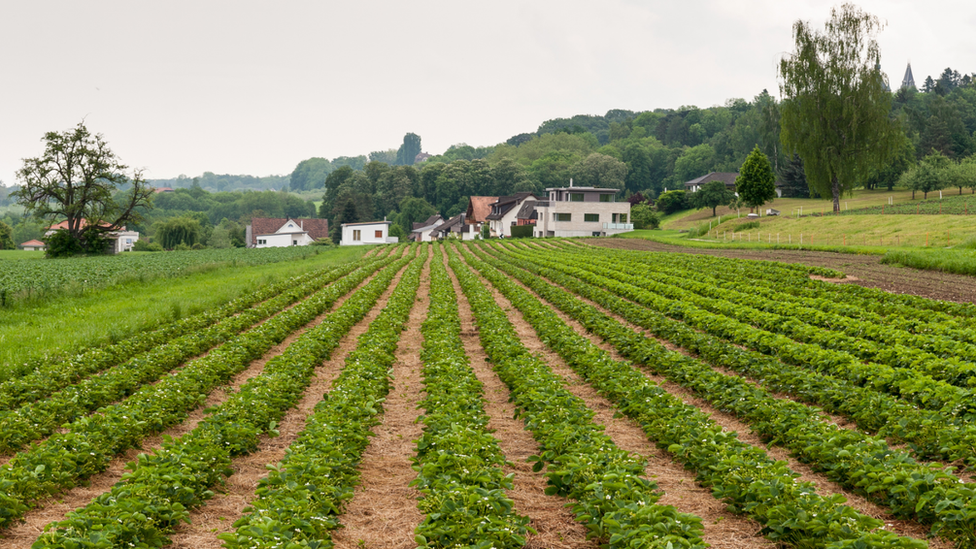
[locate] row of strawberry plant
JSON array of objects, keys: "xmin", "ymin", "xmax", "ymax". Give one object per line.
[
  {"xmin": 477, "ymin": 244, "xmax": 976, "ymax": 544},
  {"xmin": 538, "ymin": 244, "xmax": 974, "ymax": 419},
  {"xmin": 461, "ymin": 243, "xmax": 927, "ymax": 548},
  {"xmin": 494, "ymin": 242, "xmax": 976, "ymax": 467},
  {"xmin": 556, "ymin": 240, "xmax": 976, "ymax": 320},
  {"xmin": 447, "ymin": 245, "xmax": 707, "ymax": 549},
  {"xmin": 0, "ymin": 253, "xmax": 402, "ymax": 530},
  {"xmin": 559, "ymin": 241, "xmax": 976, "ymax": 344},
  {"xmin": 567, "ymin": 247, "xmax": 976, "ymax": 387},
  {"xmin": 33, "ymin": 247, "xmax": 419, "ymax": 548},
  {"xmin": 411, "ymin": 244, "xmax": 531, "ymax": 548},
  {"xmin": 0, "ymin": 262, "xmax": 363, "ymax": 454},
  {"xmin": 218, "ymin": 246, "xmax": 426, "ymax": 549},
  {"xmin": 0, "ymin": 267, "xmax": 330, "ymax": 410}
]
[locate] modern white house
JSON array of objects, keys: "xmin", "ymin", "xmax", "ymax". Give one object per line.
[
  {"xmin": 247, "ymin": 217, "xmax": 329, "ymax": 248},
  {"xmin": 340, "ymin": 220, "xmax": 399, "ymax": 246},
  {"xmin": 45, "ymin": 220, "xmax": 140, "ymax": 253},
  {"xmin": 533, "ymin": 186, "xmax": 632, "ymax": 237}
]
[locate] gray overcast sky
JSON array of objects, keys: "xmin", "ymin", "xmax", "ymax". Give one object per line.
[{"xmin": 2, "ymin": 1, "xmax": 974, "ymax": 187}]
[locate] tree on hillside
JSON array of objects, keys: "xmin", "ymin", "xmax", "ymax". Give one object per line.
[
  {"xmin": 736, "ymin": 146, "xmax": 777, "ymax": 212},
  {"xmin": 154, "ymin": 216, "xmax": 202, "ymax": 249},
  {"xmin": 0, "ymin": 220, "xmax": 14, "ymax": 250},
  {"xmin": 571, "ymin": 153, "xmax": 628, "ymax": 190},
  {"xmin": 395, "ymin": 133, "xmax": 422, "ymax": 166},
  {"xmin": 289, "ymin": 157, "xmax": 333, "ymax": 191},
  {"xmin": 15, "ymin": 121, "xmax": 154, "ymax": 256},
  {"xmin": 692, "ymin": 180, "xmax": 735, "ymax": 217},
  {"xmin": 778, "ymin": 154, "xmax": 810, "ymax": 198},
  {"xmin": 779, "ymin": 3, "xmax": 900, "ymax": 213}
]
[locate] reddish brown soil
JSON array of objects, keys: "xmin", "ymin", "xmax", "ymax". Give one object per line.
[{"xmin": 591, "ymin": 238, "xmax": 976, "ymax": 304}]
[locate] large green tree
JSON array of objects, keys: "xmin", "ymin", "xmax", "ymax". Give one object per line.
[
  {"xmin": 15, "ymin": 122, "xmax": 154, "ymax": 254},
  {"xmin": 692, "ymin": 180, "xmax": 735, "ymax": 217},
  {"xmin": 736, "ymin": 146, "xmax": 777, "ymax": 211},
  {"xmin": 779, "ymin": 3, "xmax": 900, "ymax": 212},
  {"xmin": 0, "ymin": 220, "xmax": 14, "ymax": 249},
  {"xmin": 395, "ymin": 133, "xmax": 422, "ymax": 166}
]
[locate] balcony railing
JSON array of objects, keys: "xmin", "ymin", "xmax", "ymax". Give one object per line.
[{"xmin": 603, "ymin": 223, "xmax": 634, "ymax": 230}]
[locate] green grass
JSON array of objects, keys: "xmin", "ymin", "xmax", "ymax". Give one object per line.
[
  {"xmin": 0, "ymin": 245, "xmax": 367, "ymax": 377},
  {"xmin": 881, "ymin": 248, "xmax": 976, "ymax": 276},
  {"xmin": 0, "ymin": 250, "xmax": 43, "ymax": 260}
]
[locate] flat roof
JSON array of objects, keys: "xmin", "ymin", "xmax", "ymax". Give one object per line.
[
  {"xmin": 545, "ymin": 186, "xmax": 618, "ymax": 192},
  {"xmin": 341, "ymin": 220, "xmax": 392, "ymax": 227}
]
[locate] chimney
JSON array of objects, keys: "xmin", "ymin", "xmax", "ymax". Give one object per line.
[{"xmin": 569, "ymin": 178, "xmax": 573, "ymax": 188}]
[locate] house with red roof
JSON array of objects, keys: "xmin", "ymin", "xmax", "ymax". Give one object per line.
[
  {"xmin": 18, "ymin": 239, "xmax": 46, "ymax": 251},
  {"xmin": 246, "ymin": 217, "xmax": 329, "ymax": 248},
  {"xmin": 44, "ymin": 220, "xmax": 140, "ymax": 253}
]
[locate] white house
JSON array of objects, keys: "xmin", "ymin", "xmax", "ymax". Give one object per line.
[
  {"xmin": 341, "ymin": 220, "xmax": 399, "ymax": 246},
  {"xmin": 430, "ymin": 213, "xmax": 481, "ymax": 241},
  {"xmin": 45, "ymin": 220, "xmax": 140, "ymax": 253},
  {"xmin": 247, "ymin": 217, "xmax": 329, "ymax": 248},
  {"xmin": 533, "ymin": 186, "xmax": 632, "ymax": 237},
  {"xmin": 485, "ymin": 192, "xmax": 538, "ymax": 238},
  {"xmin": 410, "ymin": 215, "xmax": 445, "ymax": 242},
  {"xmin": 18, "ymin": 239, "xmax": 46, "ymax": 251}
]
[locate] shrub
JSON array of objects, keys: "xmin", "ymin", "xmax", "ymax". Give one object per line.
[{"xmin": 655, "ymin": 190, "xmax": 688, "ymax": 214}]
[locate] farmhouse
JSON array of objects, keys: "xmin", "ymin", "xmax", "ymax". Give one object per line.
[
  {"xmin": 409, "ymin": 215, "xmax": 445, "ymax": 242},
  {"xmin": 533, "ymin": 185, "xmax": 632, "ymax": 237},
  {"xmin": 246, "ymin": 217, "xmax": 329, "ymax": 248},
  {"xmin": 18, "ymin": 239, "xmax": 46, "ymax": 251},
  {"xmin": 430, "ymin": 213, "xmax": 482, "ymax": 241},
  {"xmin": 340, "ymin": 220, "xmax": 399, "ymax": 246},
  {"xmin": 45, "ymin": 220, "xmax": 140, "ymax": 253},
  {"xmin": 485, "ymin": 192, "xmax": 538, "ymax": 238}
]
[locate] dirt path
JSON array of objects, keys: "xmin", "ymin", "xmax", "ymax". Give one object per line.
[
  {"xmin": 590, "ymin": 238, "xmax": 976, "ymax": 304},
  {"xmin": 331, "ymin": 250, "xmax": 430, "ymax": 549}
]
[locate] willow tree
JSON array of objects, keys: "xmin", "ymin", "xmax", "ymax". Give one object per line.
[{"xmin": 779, "ymin": 4, "xmax": 900, "ymax": 213}]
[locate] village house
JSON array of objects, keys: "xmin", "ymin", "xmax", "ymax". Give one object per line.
[
  {"xmin": 409, "ymin": 215, "xmax": 445, "ymax": 242},
  {"xmin": 18, "ymin": 239, "xmax": 46, "ymax": 251},
  {"xmin": 45, "ymin": 220, "xmax": 140, "ymax": 253},
  {"xmin": 340, "ymin": 220, "xmax": 399, "ymax": 246},
  {"xmin": 532, "ymin": 185, "xmax": 632, "ymax": 237},
  {"xmin": 485, "ymin": 192, "xmax": 538, "ymax": 238},
  {"xmin": 246, "ymin": 217, "xmax": 329, "ymax": 248}
]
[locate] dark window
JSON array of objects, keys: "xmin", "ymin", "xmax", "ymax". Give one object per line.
[{"xmin": 584, "ymin": 213, "xmax": 599, "ymax": 223}]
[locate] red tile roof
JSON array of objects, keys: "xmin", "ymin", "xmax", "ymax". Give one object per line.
[
  {"xmin": 466, "ymin": 196, "xmax": 498, "ymax": 224},
  {"xmin": 47, "ymin": 220, "xmax": 122, "ymax": 231},
  {"xmin": 19, "ymin": 239, "xmax": 46, "ymax": 247},
  {"xmin": 250, "ymin": 217, "xmax": 329, "ymax": 245}
]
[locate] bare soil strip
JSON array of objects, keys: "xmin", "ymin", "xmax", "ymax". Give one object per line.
[
  {"xmin": 165, "ymin": 262, "xmax": 413, "ymax": 549},
  {"xmin": 0, "ymin": 268, "xmax": 386, "ymax": 549},
  {"xmin": 330, "ymin": 252, "xmax": 431, "ymax": 549},
  {"xmin": 493, "ymin": 250, "xmax": 951, "ymax": 548},
  {"xmin": 440, "ymin": 246, "xmax": 597, "ymax": 549}
]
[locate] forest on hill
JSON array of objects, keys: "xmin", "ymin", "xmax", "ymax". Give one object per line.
[{"xmin": 2, "ymin": 66, "xmax": 974, "ymax": 250}]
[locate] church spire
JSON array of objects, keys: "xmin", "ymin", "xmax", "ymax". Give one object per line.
[{"xmin": 901, "ymin": 62, "xmax": 916, "ymax": 90}]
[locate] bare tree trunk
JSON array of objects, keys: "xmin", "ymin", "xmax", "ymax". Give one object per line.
[{"xmin": 831, "ymin": 175, "xmax": 841, "ymax": 213}]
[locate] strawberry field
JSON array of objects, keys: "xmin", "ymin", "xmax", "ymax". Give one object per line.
[{"xmin": 3, "ymin": 240, "xmax": 976, "ymax": 548}]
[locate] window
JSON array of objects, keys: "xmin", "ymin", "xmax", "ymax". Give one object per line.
[
  {"xmin": 619, "ymin": 214, "xmax": 628, "ymax": 223},
  {"xmin": 257, "ymin": 239, "xmax": 266, "ymax": 245},
  {"xmin": 375, "ymin": 230, "xmax": 383, "ymax": 238},
  {"xmin": 570, "ymin": 193, "xmax": 584, "ymax": 202},
  {"xmin": 555, "ymin": 213, "xmax": 572, "ymax": 222},
  {"xmin": 353, "ymin": 230, "xmax": 361, "ymax": 241},
  {"xmin": 293, "ymin": 240, "xmax": 298, "ymax": 246},
  {"xmin": 599, "ymin": 194, "xmax": 612, "ymax": 202},
  {"xmin": 584, "ymin": 213, "xmax": 599, "ymax": 223}
]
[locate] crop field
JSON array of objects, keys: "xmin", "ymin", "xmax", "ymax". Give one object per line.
[
  {"xmin": 3, "ymin": 240, "xmax": 976, "ymax": 548},
  {"xmin": 0, "ymin": 246, "xmax": 326, "ymax": 306}
]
